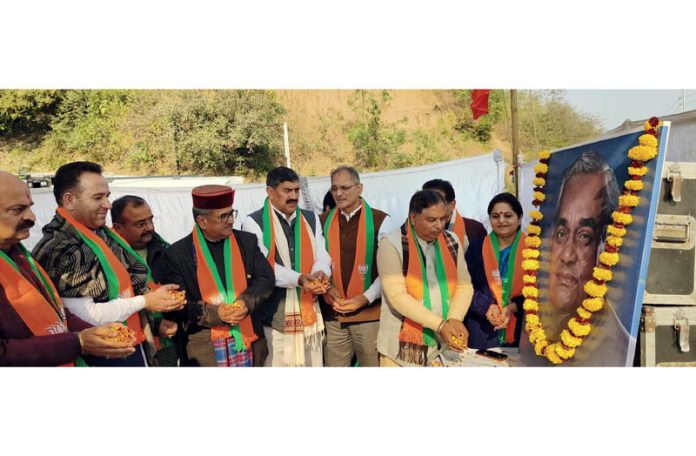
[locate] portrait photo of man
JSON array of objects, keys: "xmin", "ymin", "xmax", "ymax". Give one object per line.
[{"xmin": 520, "ymin": 150, "xmax": 637, "ymax": 366}]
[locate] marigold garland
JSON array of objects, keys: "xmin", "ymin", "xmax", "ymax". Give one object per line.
[
  {"xmin": 599, "ymin": 251, "xmax": 620, "ymax": 267},
  {"xmin": 607, "ymin": 225, "xmax": 627, "ymax": 237},
  {"xmin": 592, "ymin": 267, "xmax": 613, "ymax": 282},
  {"xmin": 523, "ymin": 274, "xmax": 537, "ymax": 284},
  {"xmin": 612, "ymin": 211, "xmax": 633, "ymax": 226},
  {"xmin": 619, "ymin": 194, "xmax": 640, "ymax": 207},
  {"xmin": 527, "ymin": 224, "xmax": 542, "ymax": 236},
  {"xmin": 521, "ymin": 118, "xmax": 660, "ymax": 364},
  {"xmin": 525, "ymin": 236, "xmax": 541, "ymax": 248},
  {"xmin": 624, "ymin": 180, "xmax": 644, "ymax": 191},
  {"xmin": 522, "ymin": 249, "xmax": 540, "ymax": 259}
]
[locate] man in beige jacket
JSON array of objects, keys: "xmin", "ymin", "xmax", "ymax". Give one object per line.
[{"xmin": 377, "ymin": 190, "xmax": 473, "ymax": 367}]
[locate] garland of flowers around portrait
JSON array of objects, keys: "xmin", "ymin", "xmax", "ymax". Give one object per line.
[{"xmin": 521, "ymin": 117, "xmax": 662, "ymax": 364}]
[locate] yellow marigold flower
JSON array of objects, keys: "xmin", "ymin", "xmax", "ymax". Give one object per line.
[
  {"xmin": 522, "ymin": 259, "xmax": 540, "ymax": 271},
  {"xmin": 582, "ymin": 297, "xmax": 604, "ymax": 313},
  {"xmin": 526, "ymin": 314, "xmax": 540, "ymax": 326},
  {"xmin": 577, "ymin": 307, "xmax": 592, "ymax": 320},
  {"xmin": 639, "ymin": 134, "xmax": 658, "ymax": 148},
  {"xmin": 523, "ymin": 299, "xmax": 539, "ymax": 312},
  {"xmin": 526, "ymin": 320, "xmax": 541, "ymax": 333},
  {"xmin": 534, "ymin": 191, "xmax": 546, "ymax": 202},
  {"xmin": 538, "ymin": 150, "xmax": 551, "ymax": 160},
  {"xmin": 644, "ymin": 121, "xmax": 652, "ymax": 131},
  {"xmin": 523, "ymin": 274, "xmax": 537, "ymax": 284},
  {"xmin": 534, "ymin": 339, "xmax": 549, "ymax": 356},
  {"xmin": 530, "ymin": 210, "xmax": 543, "ymax": 220},
  {"xmin": 523, "ymin": 286, "xmax": 539, "ymax": 298},
  {"xmin": 619, "ymin": 194, "xmax": 640, "ymax": 208},
  {"xmin": 606, "ymin": 235, "xmax": 623, "ymax": 248},
  {"xmin": 523, "ymin": 248, "xmax": 540, "ymax": 259},
  {"xmin": 545, "ymin": 344, "xmax": 564, "ymax": 364},
  {"xmin": 628, "ymin": 145, "xmax": 658, "ymax": 162},
  {"xmin": 526, "ymin": 224, "xmax": 542, "ymax": 236},
  {"xmin": 624, "ymin": 180, "xmax": 644, "ymax": 192},
  {"xmin": 561, "ymin": 329, "xmax": 583, "ymax": 348},
  {"xmin": 529, "ymin": 327, "xmax": 546, "ymax": 344},
  {"xmin": 533, "ymin": 177, "xmax": 546, "ymax": 187},
  {"xmin": 569, "ymin": 318, "xmax": 591, "ymax": 337},
  {"xmin": 628, "ymin": 166, "xmax": 649, "ymax": 177},
  {"xmin": 534, "ymin": 163, "xmax": 549, "ymax": 174},
  {"xmin": 612, "ymin": 211, "xmax": 633, "ymax": 226},
  {"xmin": 593, "ymin": 267, "xmax": 613, "ymax": 282},
  {"xmin": 599, "ymin": 251, "xmax": 620, "ymax": 267},
  {"xmin": 584, "ymin": 281, "xmax": 608, "ymax": 298},
  {"xmin": 525, "ymin": 236, "xmax": 541, "ymax": 248},
  {"xmin": 607, "ymin": 225, "xmax": 627, "ymax": 237},
  {"xmin": 555, "ymin": 344, "xmax": 576, "ymax": 360}
]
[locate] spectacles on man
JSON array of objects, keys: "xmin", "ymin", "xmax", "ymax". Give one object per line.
[
  {"xmin": 211, "ymin": 209, "xmax": 238, "ymax": 223},
  {"xmin": 330, "ymin": 183, "xmax": 360, "ymax": 193}
]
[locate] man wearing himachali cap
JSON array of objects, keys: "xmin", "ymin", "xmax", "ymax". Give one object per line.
[{"xmin": 159, "ymin": 185, "xmax": 275, "ymax": 367}]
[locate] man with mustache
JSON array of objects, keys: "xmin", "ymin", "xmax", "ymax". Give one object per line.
[
  {"xmin": 242, "ymin": 166, "xmax": 332, "ymax": 366},
  {"xmin": 111, "ymin": 195, "xmax": 179, "ymax": 366},
  {"xmin": 521, "ymin": 151, "xmax": 631, "ymax": 366},
  {"xmin": 0, "ymin": 170, "xmax": 137, "ymax": 366},
  {"xmin": 32, "ymin": 161, "xmax": 185, "ymax": 366}
]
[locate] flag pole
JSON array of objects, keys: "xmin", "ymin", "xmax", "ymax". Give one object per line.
[{"xmin": 511, "ymin": 89, "xmax": 520, "ymax": 196}]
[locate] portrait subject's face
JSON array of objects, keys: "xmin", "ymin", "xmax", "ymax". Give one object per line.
[
  {"xmin": 409, "ymin": 202, "xmax": 449, "ymax": 242},
  {"xmin": 548, "ymin": 172, "xmax": 605, "ymax": 314}
]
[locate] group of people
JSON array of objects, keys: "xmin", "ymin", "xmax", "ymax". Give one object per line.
[{"xmin": 0, "ymin": 151, "xmax": 623, "ymax": 366}]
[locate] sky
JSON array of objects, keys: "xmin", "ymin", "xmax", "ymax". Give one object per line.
[{"xmin": 565, "ymin": 90, "xmax": 692, "ymax": 131}]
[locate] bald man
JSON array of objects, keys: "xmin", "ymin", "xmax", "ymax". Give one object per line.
[{"xmin": 0, "ymin": 171, "xmax": 136, "ymax": 366}]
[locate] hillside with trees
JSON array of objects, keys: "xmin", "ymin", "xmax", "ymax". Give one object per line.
[{"xmin": 0, "ymin": 89, "xmax": 602, "ymax": 181}]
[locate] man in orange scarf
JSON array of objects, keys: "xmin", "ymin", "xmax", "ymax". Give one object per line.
[
  {"xmin": 377, "ymin": 190, "xmax": 473, "ymax": 367},
  {"xmin": 33, "ymin": 162, "xmax": 185, "ymax": 366},
  {"xmin": 112, "ymin": 195, "xmax": 179, "ymax": 366},
  {"xmin": 242, "ymin": 167, "xmax": 332, "ymax": 367},
  {"xmin": 320, "ymin": 166, "xmax": 391, "ymax": 367},
  {"xmin": 158, "ymin": 185, "xmax": 275, "ymax": 366},
  {"xmin": 0, "ymin": 170, "xmax": 137, "ymax": 366}
]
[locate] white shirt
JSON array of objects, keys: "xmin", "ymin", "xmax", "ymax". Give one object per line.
[
  {"xmin": 336, "ymin": 202, "xmax": 393, "ymax": 303},
  {"xmin": 62, "ymin": 295, "xmax": 147, "ymax": 326},
  {"xmin": 241, "ymin": 204, "xmax": 332, "ymax": 289}
]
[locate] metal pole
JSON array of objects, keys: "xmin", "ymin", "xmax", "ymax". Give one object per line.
[
  {"xmin": 511, "ymin": 89, "xmax": 520, "ymax": 196},
  {"xmin": 283, "ymin": 122, "xmax": 291, "ymax": 168}
]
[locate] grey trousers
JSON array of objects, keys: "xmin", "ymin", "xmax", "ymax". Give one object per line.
[{"xmin": 324, "ymin": 320, "xmax": 380, "ymax": 367}]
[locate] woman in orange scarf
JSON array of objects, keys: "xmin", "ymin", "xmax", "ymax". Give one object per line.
[{"xmin": 464, "ymin": 193, "xmax": 526, "ymax": 349}]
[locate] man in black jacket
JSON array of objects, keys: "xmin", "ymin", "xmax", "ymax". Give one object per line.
[
  {"xmin": 159, "ymin": 185, "xmax": 275, "ymax": 367},
  {"xmin": 112, "ymin": 195, "xmax": 178, "ymax": 366}
]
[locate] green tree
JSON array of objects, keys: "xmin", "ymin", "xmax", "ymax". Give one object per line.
[
  {"xmin": 0, "ymin": 90, "xmax": 65, "ymax": 137},
  {"xmin": 165, "ymin": 90, "xmax": 286, "ymax": 176},
  {"xmin": 452, "ymin": 89, "xmax": 505, "ymax": 142},
  {"xmin": 347, "ymin": 90, "xmax": 406, "ymax": 169}
]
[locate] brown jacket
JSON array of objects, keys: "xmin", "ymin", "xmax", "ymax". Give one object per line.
[{"xmin": 320, "ymin": 205, "xmax": 388, "ymax": 323}]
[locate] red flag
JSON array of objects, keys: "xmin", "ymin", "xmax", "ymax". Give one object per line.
[{"xmin": 471, "ymin": 89, "xmax": 491, "ymax": 120}]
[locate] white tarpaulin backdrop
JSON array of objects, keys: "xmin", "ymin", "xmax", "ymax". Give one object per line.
[{"xmin": 24, "ymin": 152, "xmax": 505, "ymax": 250}]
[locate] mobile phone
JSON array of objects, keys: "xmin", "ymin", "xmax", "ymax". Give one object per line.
[{"xmin": 476, "ymin": 349, "xmax": 508, "ymax": 361}]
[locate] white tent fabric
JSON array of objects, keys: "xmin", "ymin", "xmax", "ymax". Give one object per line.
[{"xmin": 24, "ymin": 152, "xmax": 505, "ymax": 250}]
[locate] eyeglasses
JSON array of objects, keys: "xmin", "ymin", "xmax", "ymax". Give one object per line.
[
  {"xmin": 210, "ymin": 209, "xmax": 238, "ymax": 223},
  {"xmin": 330, "ymin": 183, "xmax": 360, "ymax": 193}
]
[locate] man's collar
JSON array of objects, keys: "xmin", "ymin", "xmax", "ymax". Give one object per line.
[
  {"xmin": 271, "ymin": 203, "xmax": 296, "ymax": 223},
  {"xmin": 340, "ymin": 202, "xmax": 363, "ymax": 221}
]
